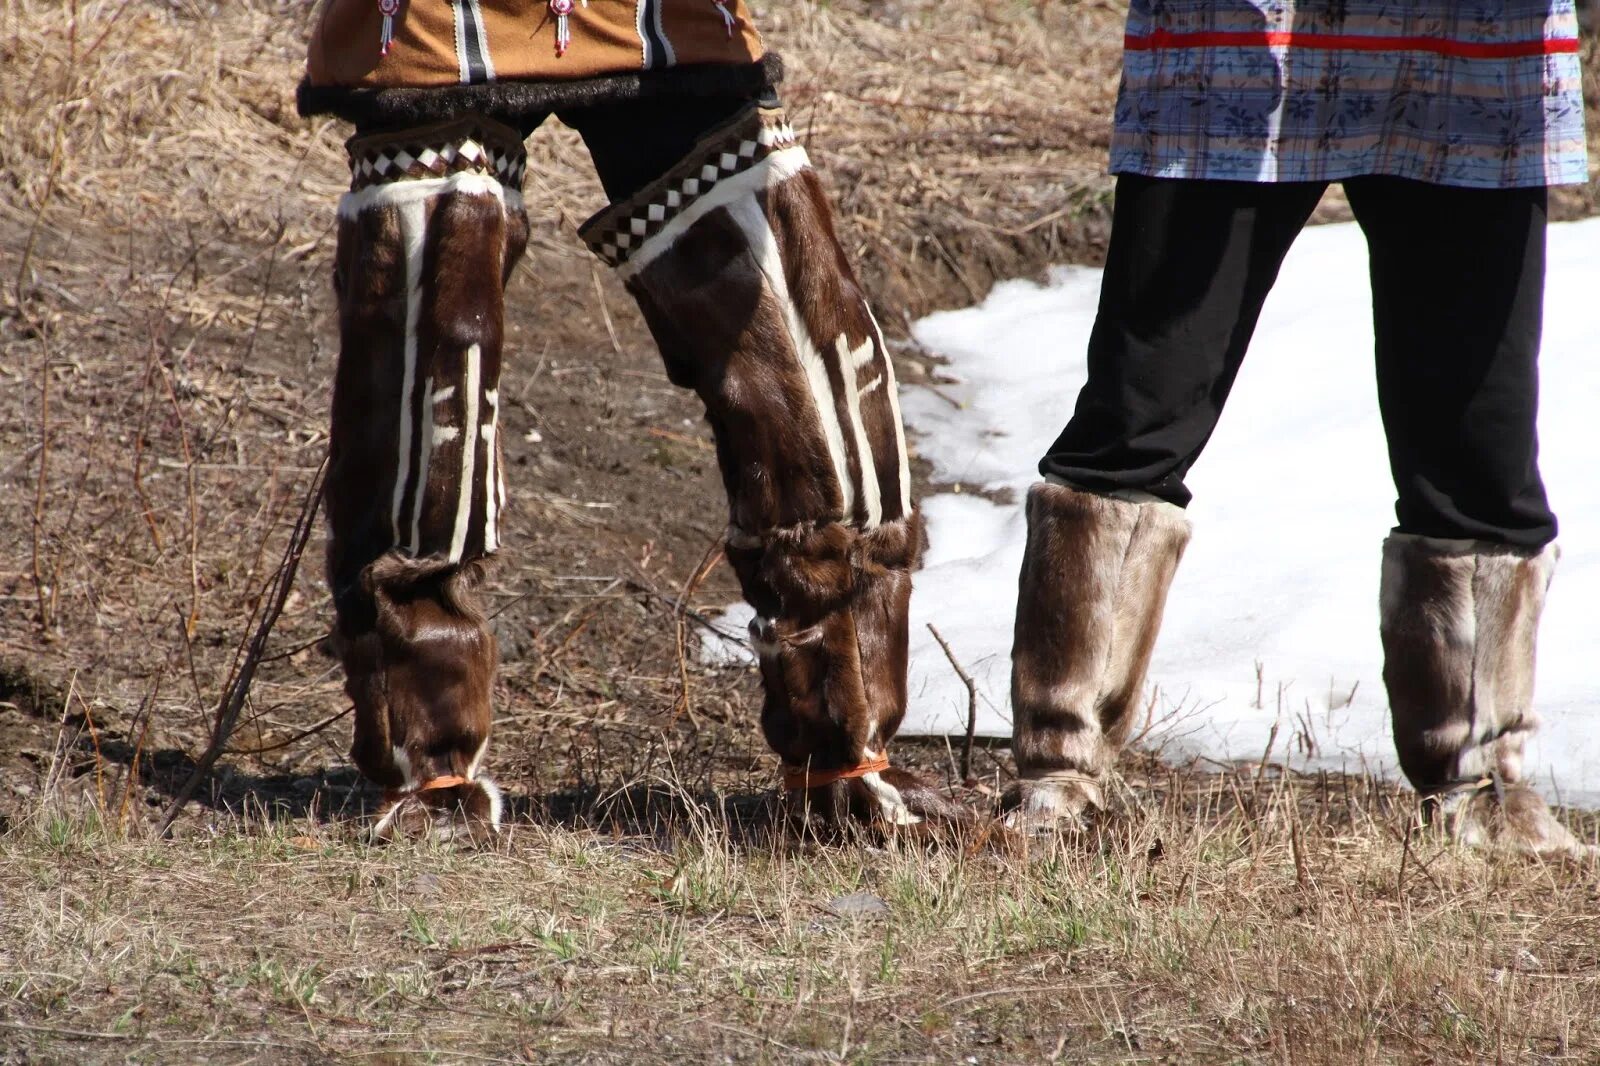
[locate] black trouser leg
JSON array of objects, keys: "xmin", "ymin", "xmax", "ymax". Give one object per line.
[
  {"xmin": 1040, "ymin": 175, "xmax": 1325, "ymax": 504},
  {"xmin": 560, "ymin": 93, "xmax": 757, "ymax": 202},
  {"xmin": 1344, "ymin": 177, "xmax": 1555, "ymax": 548}
]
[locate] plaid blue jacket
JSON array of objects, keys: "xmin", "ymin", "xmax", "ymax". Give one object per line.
[{"xmin": 1110, "ymin": 1, "xmax": 1589, "ymax": 188}]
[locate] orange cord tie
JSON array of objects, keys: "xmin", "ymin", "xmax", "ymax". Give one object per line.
[
  {"xmin": 383, "ymin": 774, "xmax": 470, "ymax": 806},
  {"xmin": 782, "ymin": 754, "xmax": 891, "ymax": 791}
]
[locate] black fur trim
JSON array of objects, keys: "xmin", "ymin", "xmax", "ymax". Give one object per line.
[{"xmin": 297, "ymin": 54, "xmax": 783, "ymax": 131}]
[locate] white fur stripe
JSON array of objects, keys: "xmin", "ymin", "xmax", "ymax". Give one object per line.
[
  {"xmin": 865, "ymin": 305, "xmax": 914, "ymax": 520},
  {"xmin": 482, "ymin": 390, "xmax": 500, "ymax": 552},
  {"xmin": 725, "ymin": 196, "xmax": 853, "ymax": 522},
  {"xmin": 836, "ymin": 334, "xmax": 883, "ymax": 528},
  {"xmin": 390, "ymin": 200, "xmax": 428, "ymax": 549},
  {"xmin": 449, "ymin": 345, "xmax": 482, "ymax": 563},
  {"xmin": 337, "ymin": 172, "xmax": 521, "ymax": 221},
  {"xmin": 411, "ymin": 375, "xmax": 434, "ymax": 553},
  {"xmin": 860, "ymin": 771, "xmax": 921, "ymax": 826},
  {"xmin": 618, "ymin": 147, "xmax": 812, "ymax": 281}
]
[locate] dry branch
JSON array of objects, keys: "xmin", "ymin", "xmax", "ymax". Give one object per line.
[
  {"xmin": 155, "ymin": 458, "xmax": 326, "ymax": 837},
  {"xmin": 926, "ymin": 623, "xmax": 979, "ymax": 783}
]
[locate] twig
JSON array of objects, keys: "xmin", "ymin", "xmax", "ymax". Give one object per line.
[
  {"xmin": 155, "ymin": 458, "xmax": 326, "ymax": 837},
  {"xmin": 225, "ymin": 704, "xmax": 352, "ymax": 757},
  {"xmin": 591, "ymin": 264, "xmax": 624, "ymax": 358},
  {"xmin": 927, "ymin": 624, "xmax": 978, "ymax": 782},
  {"xmin": 29, "ymin": 315, "xmax": 53, "ymax": 628},
  {"xmin": 672, "ymin": 536, "xmax": 725, "ymax": 723},
  {"xmin": 116, "ymin": 679, "xmax": 158, "ymax": 833}
]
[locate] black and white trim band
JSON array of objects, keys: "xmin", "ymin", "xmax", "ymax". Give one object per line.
[
  {"xmin": 579, "ymin": 105, "xmax": 798, "ymax": 268},
  {"xmin": 346, "ymin": 117, "xmax": 526, "ymax": 192},
  {"xmin": 454, "ymin": 0, "xmax": 496, "ymax": 84}
]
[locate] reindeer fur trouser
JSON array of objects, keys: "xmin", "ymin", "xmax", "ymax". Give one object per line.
[
  {"xmin": 1011, "ymin": 174, "xmax": 1560, "ymax": 817},
  {"xmin": 323, "ymin": 92, "xmax": 921, "ymax": 829}
]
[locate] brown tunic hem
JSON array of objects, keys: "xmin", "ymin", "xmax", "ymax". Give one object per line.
[{"xmin": 297, "ymin": 53, "xmax": 781, "ymax": 129}]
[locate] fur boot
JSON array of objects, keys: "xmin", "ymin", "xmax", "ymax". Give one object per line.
[
  {"xmin": 1381, "ymin": 534, "xmax": 1590, "ymax": 856},
  {"xmin": 581, "ymin": 99, "xmax": 947, "ymax": 827},
  {"xmin": 327, "ymin": 115, "xmax": 528, "ymax": 839},
  {"xmin": 1006, "ymin": 481, "xmax": 1191, "ymax": 830}
]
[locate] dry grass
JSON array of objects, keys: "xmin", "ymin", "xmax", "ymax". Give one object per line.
[
  {"xmin": 3, "ymin": 1, "xmax": 1600, "ymax": 1061},
  {"xmin": 2, "ymin": 762, "xmax": 1598, "ymax": 1063}
]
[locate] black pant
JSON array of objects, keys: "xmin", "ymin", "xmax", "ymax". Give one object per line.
[{"xmin": 1042, "ymin": 174, "xmax": 1556, "ymax": 549}]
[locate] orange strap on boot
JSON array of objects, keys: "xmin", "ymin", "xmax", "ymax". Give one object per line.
[
  {"xmin": 782, "ymin": 755, "xmax": 891, "ymax": 791},
  {"xmin": 383, "ymin": 774, "xmax": 470, "ymax": 805}
]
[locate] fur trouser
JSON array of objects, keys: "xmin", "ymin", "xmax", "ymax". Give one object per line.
[
  {"xmin": 326, "ymin": 116, "xmax": 530, "ymax": 837},
  {"xmin": 581, "ymin": 101, "xmax": 939, "ymax": 825},
  {"xmin": 1008, "ymin": 481, "xmax": 1190, "ymax": 824},
  {"xmin": 1380, "ymin": 535, "xmax": 1586, "ymax": 854}
]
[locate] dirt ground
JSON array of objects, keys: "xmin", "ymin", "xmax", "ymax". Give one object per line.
[{"xmin": 2, "ymin": 1, "xmax": 1599, "ymax": 1062}]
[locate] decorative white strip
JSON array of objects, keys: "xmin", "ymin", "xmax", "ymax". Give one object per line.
[
  {"xmin": 865, "ymin": 304, "xmax": 914, "ymax": 520},
  {"xmin": 391, "ymin": 745, "xmax": 417, "ymax": 789},
  {"xmin": 860, "ymin": 375, "xmax": 883, "ymax": 396},
  {"xmin": 618, "ymin": 147, "xmax": 812, "ymax": 280},
  {"xmin": 449, "ymin": 345, "xmax": 482, "ymax": 563},
  {"xmin": 390, "ymin": 200, "xmax": 428, "ymax": 550},
  {"xmin": 433, "ymin": 426, "xmax": 461, "ymax": 444},
  {"xmin": 338, "ymin": 172, "xmax": 521, "ymax": 221},
  {"xmin": 478, "ymin": 775, "xmax": 504, "ymax": 829},
  {"xmin": 482, "ymin": 389, "xmax": 500, "ymax": 552},
  {"xmin": 453, "ymin": 0, "xmax": 471, "ymax": 83},
  {"xmin": 725, "ymin": 196, "xmax": 853, "ymax": 521},
  {"xmin": 835, "ymin": 334, "xmax": 883, "ymax": 529},
  {"xmin": 411, "ymin": 375, "xmax": 435, "ymax": 553},
  {"xmin": 465, "ymin": 736, "xmax": 490, "ymax": 782},
  {"xmin": 634, "ymin": 0, "xmax": 651, "ymax": 67},
  {"xmin": 432, "ymin": 385, "xmax": 457, "ymax": 404}
]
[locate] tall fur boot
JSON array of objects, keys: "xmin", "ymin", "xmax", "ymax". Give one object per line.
[
  {"xmin": 1380, "ymin": 534, "xmax": 1590, "ymax": 856},
  {"xmin": 327, "ymin": 115, "xmax": 529, "ymax": 839},
  {"xmin": 1006, "ymin": 481, "xmax": 1191, "ymax": 830},
  {"xmin": 581, "ymin": 99, "xmax": 949, "ymax": 827}
]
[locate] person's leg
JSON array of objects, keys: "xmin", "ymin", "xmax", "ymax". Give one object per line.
[
  {"xmin": 326, "ymin": 115, "xmax": 530, "ymax": 839},
  {"xmin": 1348, "ymin": 177, "xmax": 1583, "ymax": 854},
  {"xmin": 570, "ymin": 94, "xmax": 949, "ymax": 826},
  {"xmin": 1011, "ymin": 175, "xmax": 1323, "ymax": 827}
]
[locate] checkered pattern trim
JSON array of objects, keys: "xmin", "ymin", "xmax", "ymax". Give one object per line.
[
  {"xmin": 580, "ymin": 105, "xmax": 799, "ymax": 268},
  {"xmin": 346, "ymin": 117, "xmax": 527, "ymax": 192}
]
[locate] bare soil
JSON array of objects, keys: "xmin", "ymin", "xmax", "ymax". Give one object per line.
[{"xmin": 2, "ymin": 1, "xmax": 1598, "ymax": 1062}]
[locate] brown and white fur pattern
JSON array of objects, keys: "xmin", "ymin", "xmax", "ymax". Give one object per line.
[
  {"xmin": 327, "ymin": 116, "xmax": 528, "ymax": 839},
  {"xmin": 1380, "ymin": 534, "xmax": 1590, "ymax": 855},
  {"xmin": 1006, "ymin": 481, "xmax": 1191, "ymax": 830},
  {"xmin": 583, "ymin": 103, "xmax": 946, "ymax": 827}
]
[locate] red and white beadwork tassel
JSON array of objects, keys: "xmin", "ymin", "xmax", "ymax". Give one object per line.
[
  {"xmin": 378, "ymin": 0, "xmax": 399, "ymax": 56},
  {"xmin": 551, "ymin": 0, "xmax": 575, "ymax": 56},
  {"xmin": 711, "ymin": 0, "xmax": 737, "ymax": 37}
]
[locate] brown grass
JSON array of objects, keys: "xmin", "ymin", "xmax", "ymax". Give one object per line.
[
  {"xmin": 2, "ymin": 761, "xmax": 1598, "ymax": 1063},
  {"xmin": 2, "ymin": 1, "xmax": 1599, "ymax": 1061}
]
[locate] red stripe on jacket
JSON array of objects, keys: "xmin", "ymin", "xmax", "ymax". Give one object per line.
[{"xmin": 1123, "ymin": 29, "xmax": 1581, "ymax": 60}]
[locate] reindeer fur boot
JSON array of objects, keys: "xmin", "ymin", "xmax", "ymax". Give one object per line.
[
  {"xmin": 326, "ymin": 115, "xmax": 528, "ymax": 840},
  {"xmin": 1006, "ymin": 482, "xmax": 1191, "ymax": 831},
  {"xmin": 1380, "ymin": 534, "xmax": 1591, "ymax": 857},
  {"xmin": 582, "ymin": 100, "xmax": 950, "ymax": 829}
]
